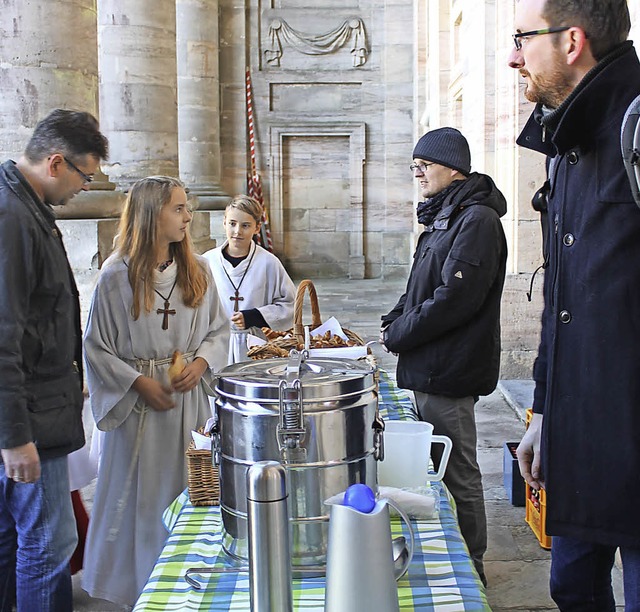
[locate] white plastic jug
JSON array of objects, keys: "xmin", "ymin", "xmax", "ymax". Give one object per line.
[{"xmin": 377, "ymin": 420, "xmax": 453, "ymax": 489}]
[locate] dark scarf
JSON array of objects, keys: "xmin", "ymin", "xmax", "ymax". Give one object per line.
[{"xmin": 416, "ymin": 181, "xmax": 460, "ymax": 226}]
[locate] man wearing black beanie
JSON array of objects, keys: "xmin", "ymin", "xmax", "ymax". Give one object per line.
[{"xmin": 381, "ymin": 126, "xmax": 508, "ymax": 587}]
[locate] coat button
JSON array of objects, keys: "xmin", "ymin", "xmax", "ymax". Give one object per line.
[
  {"xmin": 568, "ymin": 151, "xmax": 579, "ymax": 165},
  {"xmin": 563, "ymin": 233, "xmax": 575, "ymax": 247},
  {"xmin": 559, "ymin": 310, "xmax": 572, "ymax": 324}
]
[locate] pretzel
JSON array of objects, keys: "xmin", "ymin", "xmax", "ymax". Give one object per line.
[
  {"xmin": 262, "ymin": 327, "xmax": 288, "ymax": 340},
  {"xmin": 168, "ymin": 350, "xmax": 186, "ymax": 383}
]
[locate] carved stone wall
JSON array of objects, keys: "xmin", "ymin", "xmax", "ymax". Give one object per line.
[{"xmin": 218, "ymin": 0, "xmax": 415, "ymax": 279}]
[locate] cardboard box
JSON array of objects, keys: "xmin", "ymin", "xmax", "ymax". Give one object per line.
[{"xmin": 503, "ymin": 442, "xmax": 525, "ymax": 506}]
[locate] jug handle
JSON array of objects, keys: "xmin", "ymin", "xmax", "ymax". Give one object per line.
[
  {"xmin": 428, "ymin": 434, "xmax": 453, "ymax": 482},
  {"xmin": 385, "ymin": 498, "xmax": 415, "ymax": 581}
]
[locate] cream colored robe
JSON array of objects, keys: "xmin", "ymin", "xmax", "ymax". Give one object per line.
[
  {"xmin": 203, "ymin": 240, "xmax": 295, "ymax": 363},
  {"xmin": 82, "ymin": 255, "xmax": 229, "ymax": 606}
]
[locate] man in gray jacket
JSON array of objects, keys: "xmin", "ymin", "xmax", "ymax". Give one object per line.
[{"xmin": 0, "ymin": 109, "xmax": 108, "ymax": 611}]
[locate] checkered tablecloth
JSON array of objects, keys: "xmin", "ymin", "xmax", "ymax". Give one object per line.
[{"xmin": 134, "ymin": 371, "xmax": 490, "ymax": 611}]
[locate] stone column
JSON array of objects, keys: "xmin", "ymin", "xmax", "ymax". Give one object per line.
[
  {"xmin": 0, "ymin": 1, "xmax": 98, "ymax": 159},
  {"xmin": 176, "ymin": 0, "xmax": 229, "ymax": 211},
  {"xmin": 0, "ymin": 0, "xmax": 125, "ymax": 328},
  {"xmin": 98, "ymin": 0, "xmax": 180, "ymax": 186}
]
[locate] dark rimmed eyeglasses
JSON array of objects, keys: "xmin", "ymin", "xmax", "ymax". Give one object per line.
[
  {"xmin": 64, "ymin": 156, "xmax": 94, "ymax": 184},
  {"xmin": 512, "ymin": 26, "xmax": 571, "ymax": 51},
  {"xmin": 410, "ymin": 161, "xmax": 436, "ymax": 173}
]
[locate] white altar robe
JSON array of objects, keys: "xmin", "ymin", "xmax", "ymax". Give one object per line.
[
  {"xmin": 81, "ymin": 256, "xmax": 229, "ymax": 606},
  {"xmin": 203, "ymin": 240, "xmax": 295, "ymax": 363}
]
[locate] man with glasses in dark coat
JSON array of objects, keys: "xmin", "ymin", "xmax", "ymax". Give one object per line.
[
  {"xmin": 0, "ymin": 109, "xmax": 108, "ymax": 611},
  {"xmin": 509, "ymin": 1, "xmax": 640, "ymax": 608}
]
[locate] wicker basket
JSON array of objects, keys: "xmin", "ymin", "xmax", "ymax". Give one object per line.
[
  {"xmin": 247, "ymin": 279, "xmax": 365, "ymax": 360},
  {"xmin": 186, "ymin": 429, "xmax": 220, "ymax": 507}
]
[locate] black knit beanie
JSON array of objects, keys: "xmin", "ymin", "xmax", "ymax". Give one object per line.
[{"xmin": 412, "ymin": 127, "xmax": 471, "ymax": 176}]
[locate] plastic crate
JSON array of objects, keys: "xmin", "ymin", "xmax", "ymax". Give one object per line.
[
  {"xmin": 503, "ymin": 442, "xmax": 525, "ymax": 506},
  {"xmin": 525, "ymin": 483, "xmax": 552, "ymax": 549}
]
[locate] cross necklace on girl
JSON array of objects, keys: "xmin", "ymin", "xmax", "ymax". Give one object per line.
[
  {"xmin": 154, "ymin": 281, "xmax": 177, "ymax": 330},
  {"xmin": 123, "ymin": 259, "xmax": 177, "ymax": 330},
  {"xmin": 222, "ymin": 244, "xmax": 257, "ymax": 312},
  {"xmin": 153, "ymin": 258, "xmax": 177, "ymax": 330}
]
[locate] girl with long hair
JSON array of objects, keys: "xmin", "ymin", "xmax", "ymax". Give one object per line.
[{"xmin": 82, "ymin": 176, "xmax": 229, "ymax": 606}]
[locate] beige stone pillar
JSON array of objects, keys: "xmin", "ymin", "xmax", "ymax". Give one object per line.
[
  {"xmin": 0, "ymin": 0, "xmax": 125, "ymax": 328},
  {"xmin": 176, "ymin": 0, "xmax": 229, "ymax": 210},
  {"xmin": 98, "ymin": 0, "xmax": 180, "ymax": 186},
  {"xmin": 0, "ymin": 0, "xmax": 124, "ymax": 224},
  {"xmin": 0, "ymin": 1, "xmax": 98, "ymax": 159}
]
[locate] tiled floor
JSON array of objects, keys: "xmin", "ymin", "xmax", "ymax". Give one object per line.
[{"xmin": 72, "ymin": 277, "xmax": 625, "ymax": 611}]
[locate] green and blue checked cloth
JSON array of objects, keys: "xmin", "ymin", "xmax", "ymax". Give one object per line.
[{"xmin": 134, "ymin": 371, "xmax": 490, "ymax": 611}]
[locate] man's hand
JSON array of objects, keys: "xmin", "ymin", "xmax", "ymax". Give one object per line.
[
  {"xmin": 1, "ymin": 442, "xmax": 41, "ymax": 483},
  {"xmin": 379, "ymin": 327, "xmax": 397, "ymax": 356},
  {"xmin": 132, "ymin": 376, "xmax": 175, "ymax": 411},
  {"xmin": 379, "ymin": 327, "xmax": 390, "ymax": 353},
  {"xmin": 516, "ymin": 412, "xmax": 544, "ymax": 490},
  {"xmin": 171, "ymin": 357, "xmax": 209, "ymax": 393}
]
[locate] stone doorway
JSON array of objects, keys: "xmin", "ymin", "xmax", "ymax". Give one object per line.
[{"xmin": 269, "ymin": 122, "xmax": 365, "ymax": 278}]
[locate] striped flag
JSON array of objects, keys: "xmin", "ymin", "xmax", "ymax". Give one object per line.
[{"xmin": 245, "ymin": 68, "xmax": 273, "ymax": 251}]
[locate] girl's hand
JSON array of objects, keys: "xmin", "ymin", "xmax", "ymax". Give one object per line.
[
  {"xmin": 171, "ymin": 357, "xmax": 209, "ymax": 393},
  {"xmin": 132, "ymin": 376, "xmax": 175, "ymax": 411},
  {"xmin": 230, "ymin": 312, "xmax": 246, "ymax": 330}
]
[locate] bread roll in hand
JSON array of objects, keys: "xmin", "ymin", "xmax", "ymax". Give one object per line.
[{"xmin": 168, "ymin": 350, "xmax": 186, "ymax": 384}]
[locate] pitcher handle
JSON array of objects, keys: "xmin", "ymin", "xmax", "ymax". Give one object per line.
[
  {"xmin": 428, "ymin": 434, "xmax": 453, "ymax": 482},
  {"xmin": 385, "ymin": 499, "xmax": 415, "ymax": 581}
]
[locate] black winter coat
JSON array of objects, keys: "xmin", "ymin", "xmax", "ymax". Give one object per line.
[
  {"xmin": 382, "ymin": 173, "xmax": 507, "ymax": 398},
  {"xmin": 0, "ymin": 160, "xmax": 85, "ymax": 459},
  {"xmin": 519, "ymin": 42, "xmax": 640, "ymax": 546}
]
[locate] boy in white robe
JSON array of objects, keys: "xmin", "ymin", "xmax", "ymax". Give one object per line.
[
  {"xmin": 82, "ymin": 177, "xmax": 229, "ymax": 606},
  {"xmin": 203, "ymin": 194, "xmax": 295, "ymax": 363}
]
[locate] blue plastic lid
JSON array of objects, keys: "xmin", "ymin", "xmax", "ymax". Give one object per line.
[{"xmin": 343, "ymin": 483, "xmax": 376, "ymax": 513}]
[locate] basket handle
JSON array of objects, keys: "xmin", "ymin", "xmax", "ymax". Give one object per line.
[{"xmin": 293, "ymin": 280, "xmax": 322, "ymax": 341}]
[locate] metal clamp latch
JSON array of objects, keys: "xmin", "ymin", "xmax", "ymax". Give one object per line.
[
  {"xmin": 210, "ymin": 422, "xmax": 221, "ymax": 467},
  {"xmin": 276, "ymin": 378, "xmax": 306, "ymax": 454},
  {"xmin": 372, "ymin": 409, "xmax": 385, "ymax": 461}
]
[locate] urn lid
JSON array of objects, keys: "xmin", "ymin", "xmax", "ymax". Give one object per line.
[{"xmin": 214, "ymin": 354, "xmax": 375, "ymax": 403}]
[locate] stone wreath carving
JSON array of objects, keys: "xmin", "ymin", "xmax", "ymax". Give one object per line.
[{"xmin": 265, "ymin": 17, "xmax": 368, "ymax": 67}]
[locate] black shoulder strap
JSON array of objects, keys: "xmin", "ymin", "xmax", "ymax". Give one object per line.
[
  {"xmin": 526, "ymin": 179, "xmax": 551, "ymax": 302},
  {"xmin": 621, "ymin": 93, "xmax": 640, "ymax": 209}
]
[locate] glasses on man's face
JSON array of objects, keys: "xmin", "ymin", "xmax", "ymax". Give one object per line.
[
  {"xmin": 410, "ymin": 162, "xmax": 435, "ymax": 174},
  {"xmin": 512, "ymin": 26, "xmax": 571, "ymax": 51},
  {"xmin": 64, "ymin": 156, "xmax": 94, "ymax": 184}
]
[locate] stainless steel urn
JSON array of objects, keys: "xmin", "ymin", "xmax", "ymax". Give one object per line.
[{"xmin": 213, "ymin": 351, "xmax": 382, "ymax": 568}]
